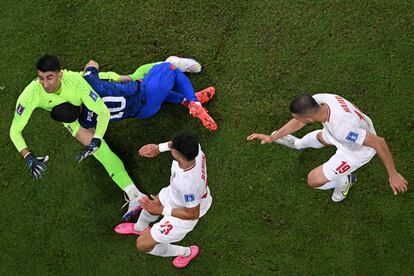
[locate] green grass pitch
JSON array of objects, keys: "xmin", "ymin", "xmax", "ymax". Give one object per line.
[{"xmin": 1, "ymin": 0, "xmax": 413, "ymax": 274}]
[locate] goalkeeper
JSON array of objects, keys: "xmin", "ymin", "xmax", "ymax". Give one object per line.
[
  {"xmin": 9, "ymin": 55, "xmax": 145, "ymax": 220},
  {"xmin": 9, "ymin": 55, "xmax": 112, "ymax": 176}
]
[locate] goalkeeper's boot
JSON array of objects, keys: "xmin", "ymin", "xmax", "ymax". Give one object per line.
[
  {"xmin": 271, "ymin": 131, "xmax": 299, "ymax": 149},
  {"xmin": 188, "ymin": 102, "xmax": 218, "ymax": 131},
  {"xmin": 166, "ymin": 56, "xmax": 203, "ymax": 73},
  {"xmin": 114, "ymin": 222, "xmax": 150, "ymax": 235},
  {"xmin": 182, "ymin": 86, "xmax": 216, "ymax": 107},
  {"xmin": 172, "ymin": 245, "xmax": 200, "ymax": 268},
  {"xmin": 121, "ymin": 194, "xmax": 142, "ymax": 221},
  {"xmin": 331, "ymin": 173, "xmax": 357, "ymax": 202}
]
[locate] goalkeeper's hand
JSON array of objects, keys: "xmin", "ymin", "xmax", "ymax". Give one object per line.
[
  {"xmin": 77, "ymin": 138, "xmax": 101, "ymax": 163},
  {"xmin": 25, "ymin": 153, "xmax": 49, "ymax": 180}
]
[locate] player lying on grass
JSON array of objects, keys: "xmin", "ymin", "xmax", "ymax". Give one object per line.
[
  {"xmin": 9, "ymin": 55, "xmax": 110, "ymax": 180},
  {"xmin": 247, "ymin": 94, "xmax": 408, "ymax": 202},
  {"xmin": 114, "ymin": 134, "xmax": 212, "ymax": 268},
  {"xmin": 79, "ymin": 58, "xmax": 217, "ymax": 131},
  {"xmin": 50, "ymin": 57, "xmax": 215, "ymax": 220}
]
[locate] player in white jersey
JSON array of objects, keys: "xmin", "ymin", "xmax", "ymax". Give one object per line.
[
  {"xmin": 114, "ymin": 134, "xmax": 212, "ymax": 268},
  {"xmin": 247, "ymin": 94, "xmax": 408, "ymax": 202}
]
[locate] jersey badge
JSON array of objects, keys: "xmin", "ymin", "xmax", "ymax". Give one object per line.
[
  {"xmin": 184, "ymin": 194, "xmax": 195, "ymax": 202},
  {"xmin": 346, "ymin": 131, "xmax": 358, "ymax": 143},
  {"xmin": 89, "ymin": 91, "xmax": 98, "ymax": 102},
  {"xmin": 16, "ymin": 104, "xmax": 25, "ymax": 115}
]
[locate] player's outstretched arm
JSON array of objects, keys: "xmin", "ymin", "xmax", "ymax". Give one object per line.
[
  {"xmin": 363, "ymin": 132, "xmax": 408, "ymax": 195},
  {"xmin": 138, "ymin": 144, "xmax": 160, "ymax": 158},
  {"xmin": 10, "ymin": 90, "xmax": 49, "ymax": 179},
  {"xmin": 138, "ymin": 141, "xmax": 172, "ymax": 158},
  {"xmin": 247, "ymin": 118, "xmax": 305, "ymax": 144}
]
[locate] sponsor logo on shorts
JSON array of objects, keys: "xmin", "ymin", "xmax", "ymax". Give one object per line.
[
  {"xmin": 16, "ymin": 104, "xmax": 25, "ymax": 115},
  {"xmin": 89, "ymin": 91, "xmax": 98, "ymax": 102},
  {"xmin": 346, "ymin": 131, "xmax": 358, "ymax": 143},
  {"xmin": 184, "ymin": 194, "xmax": 195, "ymax": 202}
]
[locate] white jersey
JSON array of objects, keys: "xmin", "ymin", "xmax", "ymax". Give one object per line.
[
  {"xmin": 158, "ymin": 145, "xmax": 212, "ymax": 218},
  {"xmin": 313, "ymin": 93, "xmax": 376, "ymax": 166}
]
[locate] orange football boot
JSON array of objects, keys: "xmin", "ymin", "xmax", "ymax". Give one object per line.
[{"xmin": 188, "ymin": 102, "xmax": 218, "ymax": 131}]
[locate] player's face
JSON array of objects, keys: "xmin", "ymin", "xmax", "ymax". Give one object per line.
[{"xmin": 37, "ymin": 70, "xmax": 62, "ymax": 93}]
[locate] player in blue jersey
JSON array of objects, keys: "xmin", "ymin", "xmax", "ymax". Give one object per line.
[{"xmin": 78, "ymin": 59, "xmax": 217, "ymax": 130}]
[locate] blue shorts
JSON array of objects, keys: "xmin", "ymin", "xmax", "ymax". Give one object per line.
[{"xmin": 137, "ymin": 62, "xmax": 177, "ymax": 119}]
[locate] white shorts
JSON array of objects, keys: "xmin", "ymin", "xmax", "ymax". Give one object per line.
[
  {"xmin": 322, "ymin": 150, "xmax": 363, "ymax": 181},
  {"xmin": 150, "ymin": 216, "xmax": 198, "ymax": 244}
]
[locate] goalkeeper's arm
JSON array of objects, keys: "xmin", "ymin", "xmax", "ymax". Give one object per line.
[{"xmin": 10, "ymin": 93, "xmax": 49, "ymax": 179}]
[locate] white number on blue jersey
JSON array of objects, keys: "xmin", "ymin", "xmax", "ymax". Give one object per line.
[{"xmin": 102, "ymin": 96, "xmax": 126, "ymax": 119}]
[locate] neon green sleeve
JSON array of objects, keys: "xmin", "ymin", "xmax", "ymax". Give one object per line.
[
  {"xmin": 129, "ymin": 62, "xmax": 162, "ymax": 81},
  {"xmin": 98, "ymin": 71, "xmax": 121, "ymax": 82},
  {"xmin": 77, "ymin": 81, "xmax": 110, "ymax": 139},
  {"xmin": 9, "ymin": 87, "xmax": 39, "ymax": 152},
  {"xmin": 77, "ymin": 71, "xmax": 121, "ymax": 82}
]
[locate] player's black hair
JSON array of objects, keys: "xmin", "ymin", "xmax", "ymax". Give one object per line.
[
  {"xmin": 37, "ymin": 55, "xmax": 61, "ymax": 72},
  {"xmin": 289, "ymin": 94, "xmax": 320, "ymax": 115},
  {"xmin": 51, "ymin": 102, "xmax": 81, "ymax": 123},
  {"xmin": 171, "ymin": 134, "xmax": 199, "ymax": 161}
]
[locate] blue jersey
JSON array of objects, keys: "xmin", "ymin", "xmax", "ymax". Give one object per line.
[
  {"xmin": 80, "ymin": 63, "xmax": 196, "ymax": 128},
  {"xmin": 80, "ymin": 67, "xmax": 144, "ymax": 128},
  {"xmin": 79, "ymin": 94, "xmax": 140, "ymax": 128}
]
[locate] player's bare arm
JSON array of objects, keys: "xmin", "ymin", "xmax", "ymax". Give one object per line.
[
  {"xmin": 363, "ymin": 132, "xmax": 408, "ymax": 195},
  {"xmin": 138, "ymin": 141, "xmax": 173, "ymax": 158},
  {"xmin": 170, "ymin": 204, "xmax": 200, "ymax": 220},
  {"xmin": 20, "ymin": 148, "xmax": 31, "ymax": 158},
  {"xmin": 247, "ymin": 118, "xmax": 305, "ymax": 144},
  {"xmin": 140, "ymin": 195, "xmax": 200, "ymax": 220}
]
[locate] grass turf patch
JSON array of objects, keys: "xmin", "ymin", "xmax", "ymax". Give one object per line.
[{"xmin": 0, "ymin": 0, "xmax": 413, "ymax": 274}]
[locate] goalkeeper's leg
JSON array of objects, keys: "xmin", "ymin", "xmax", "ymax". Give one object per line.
[
  {"xmin": 92, "ymin": 140, "xmax": 140, "ymax": 193},
  {"xmin": 68, "ymin": 123, "xmax": 144, "ymax": 201},
  {"xmin": 93, "ymin": 140, "xmax": 145, "ymax": 220}
]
